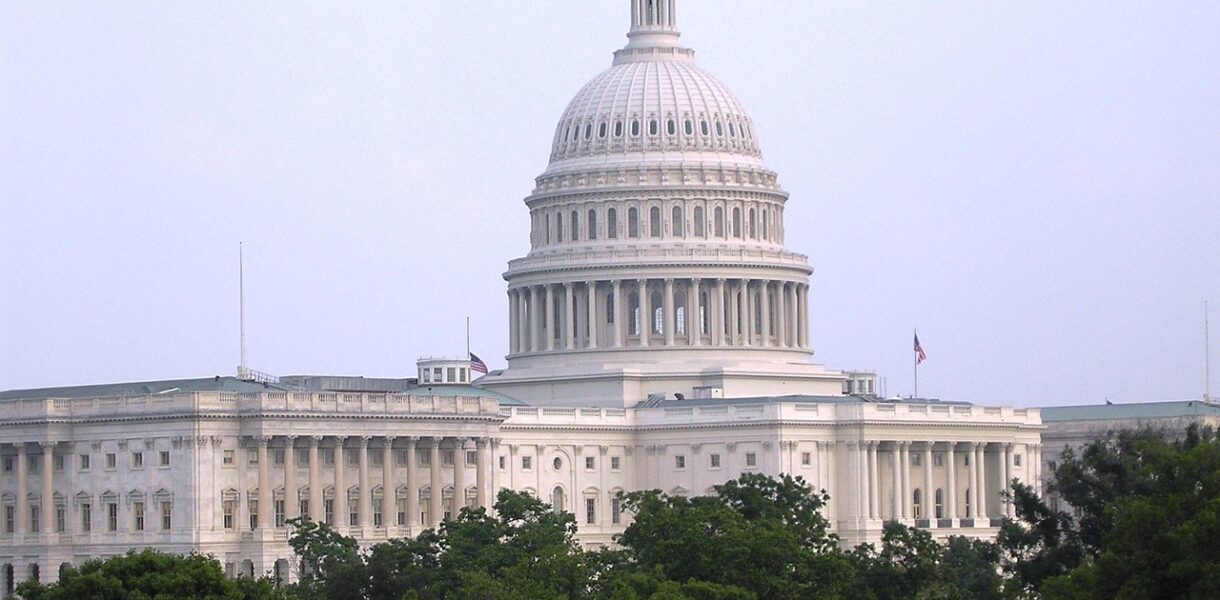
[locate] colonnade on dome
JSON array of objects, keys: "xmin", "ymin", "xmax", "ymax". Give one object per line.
[{"xmin": 506, "ymin": 276, "xmax": 809, "ymax": 356}]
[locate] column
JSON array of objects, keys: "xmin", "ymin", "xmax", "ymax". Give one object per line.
[
  {"xmin": 855, "ymin": 442, "xmax": 867, "ymax": 520},
  {"xmin": 689, "ymin": 278, "xmax": 702, "ymax": 345},
  {"xmin": 530, "ymin": 286, "xmax": 543, "ymax": 352},
  {"xmin": 1004, "ymin": 444, "xmax": 1014, "ymax": 518},
  {"xmin": 976, "ymin": 443, "xmax": 988, "ymax": 519},
  {"xmin": 923, "ymin": 443, "xmax": 934, "ymax": 523},
  {"xmin": 405, "ymin": 437, "xmax": 419, "ymax": 530},
  {"xmin": 382, "ymin": 437, "xmax": 395, "ymax": 528},
  {"xmin": 742, "ymin": 279, "xmax": 753, "ymax": 346},
  {"xmin": 760, "ymin": 280, "xmax": 771, "ymax": 347},
  {"xmin": 545, "ymin": 285, "xmax": 555, "ymax": 351},
  {"xmin": 428, "ymin": 439, "xmax": 442, "ymax": 527},
  {"xmin": 799, "ymin": 284, "xmax": 810, "ymax": 348},
  {"xmin": 611, "ymin": 280, "xmax": 623, "ymax": 348},
  {"xmin": 787, "ymin": 283, "xmax": 798, "ymax": 348},
  {"xmin": 1033, "ymin": 444, "xmax": 1044, "ymax": 497},
  {"xmin": 284, "ymin": 437, "xmax": 298, "ymax": 522},
  {"xmin": 637, "ymin": 279, "xmax": 650, "ymax": 346},
  {"xmin": 41, "ymin": 442, "xmax": 54, "ymax": 536},
  {"xmin": 257, "ymin": 437, "xmax": 271, "ymax": 529},
  {"xmin": 16, "ymin": 443, "xmax": 27, "ymax": 533},
  {"xmin": 901, "ymin": 442, "xmax": 912, "ymax": 520},
  {"xmin": 663, "ymin": 278, "xmax": 675, "ymax": 346},
  {"xmin": 776, "ymin": 283, "xmax": 787, "ymax": 347},
  {"xmin": 308, "ymin": 437, "xmax": 322, "ymax": 522},
  {"xmin": 564, "ymin": 283, "xmax": 575, "ymax": 350},
  {"xmin": 713, "ymin": 279, "xmax": 726, "ymax": 346},
  {"xmin": 890, "ymin": 444, "xmax": 901, "ymax": 520},
  {"xmin": 869, "ymin": 442, "xmax": 879, "ymax": 519},
  {"xmin": 826, "ymin": 442, "xmax": 837, "ymax": 521},
  {"xmin": 453, "ymin": 439, "xmax": 467, "ymax": 515},
  {"xmin": 946, "ymin": 443, "xmax": 957, "ymax": 521},
  {"xmin": 508, "ymin": 290, "xmax": 519, "ymax": 354},
  {"xmin": 357, "ymin": 437, "xmax": 371, "ymax": 529},
  {"xmin": 586, "ymin": 281, "xmax": 598, "ymax": 349},
  {"xmin": 475, "ymin": 438, "xmax": 489, "ymax": 510},
  {"xmin": 333, "ymin": 437, "xmax": 347, "ymax": 529},
  {"xmin": 966, "ymin": 443, "xmax": 978, "ymax": 519}
]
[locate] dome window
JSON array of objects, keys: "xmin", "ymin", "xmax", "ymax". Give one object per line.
[
  {"xmin": 607, "ymin": 208, "xmax": 618, "ymax": 239},
  {"xmin": 693, "ymin": 206, "xmax": 705, "ymax": 237},
  {"xmin": 672, "ymin": 206, "xmax": 684, "ymax": 237},
  {"xmin": 631, "ymin": 120, "xmax": 641, "ymax": 137},
  {"xmin": 584, "ymin": 124, "xmax": 593, "ymax": 140},
  {"xmin": 666, "ymin": 120, "xmax": 676, "ymax": 135},
  {"xmin": 614, "ymin": 121, "xmax": 624, "ymax": 138},
  {"xmin": 587, "ymin": 209, "xmax": 598, "ymax": 241},
  {"xmin": 716, "ymin": 121, "xmax": 724, "ymax": 137},
  {"xmin": 729, "ymin": 122, "xmax": 737, "ymax": 138},
  {"xmin": 700, "ymin": 120, "xmax": 709, "ymax": 136},
  {"xmin": 649, "ymin": 120, "xmax": 658, "ymax": 136},
  {"xmin": 714, "ymin": 207, "xmax": 725, "ymax": 237},
  {"xmin": 628, "ymin": 207, "xmax": 640, "ymax": 238},
  {"xmin": 649, "ymin": 207, "xmax": 661, "ymax": 238},
  {"xmin": 684, "ymin": 120, "xmax": 693, "ymax": 136},
  {"xmin": 598, "ymin": 122, "xmax": 607, "ymax": 139},
  {"xmin": 563, "ymin": 125, "xmax": 571, "ymax": 142},
  {"xmin": 556, "ymin": 212, "xmax": 564, "ymax": 242}
]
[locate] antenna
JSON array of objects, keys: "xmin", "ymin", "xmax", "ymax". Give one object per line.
[{"xmin": 239, "ymin": 242, "xmax": 246, "ymax": 376}]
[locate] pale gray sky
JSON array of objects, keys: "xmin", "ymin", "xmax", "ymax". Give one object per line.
[{"xmin": 2, "ymin": 2, "xmax": 1218, "ymax": 407}]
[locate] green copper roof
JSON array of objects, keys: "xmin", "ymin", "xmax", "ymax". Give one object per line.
[
  {"xmin": 0, "ymin": 376, "xmax": 285, "ymax": 401},
  {"xmin": 1040, "ymin": 400, "xmax": 1220, "ymax": 422}
]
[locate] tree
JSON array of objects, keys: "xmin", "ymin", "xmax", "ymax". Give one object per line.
[{"xmin": 996, "ymin": 482, "xmax": 1083, "ymax": 594}]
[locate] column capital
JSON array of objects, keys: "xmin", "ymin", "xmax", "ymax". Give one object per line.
[
  {"xmin": 254, "ymin": 436, "xmax": 272, "ymax": 446},
  {"xmin": 38, "ymin": 440, "xmax": 56, "ymax": 449},
  {"xmin": 356, "ymin": 436, "xmax": 371, "ymax": 448},
  {"xmin": 283, "ymin": 435, "xmax": 299, "ymax": 444},
  {"xmin": 333, "ymin": 436, "xmax": 348, "ymax": 446},
  {"xmin": 664, "ymin": 277, "xmax": 673, "ymax": 284},
  {"xmin": 382, "ymin": 436, "xmax": 397, "ymax": 446},
  {"xmin": 309, "ymin": 435, "xmax": 324, "ymax": 445}
]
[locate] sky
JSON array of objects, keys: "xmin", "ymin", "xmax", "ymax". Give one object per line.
[{"xmin": 2, "ymin": 1, "xmax": 1218, "ymax": 408}]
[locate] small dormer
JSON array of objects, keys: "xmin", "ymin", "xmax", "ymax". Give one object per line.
[
  {"xmin": 416, "ymin": 357, "xmax": 472, "ymax": 385},
  {"xmin": 842, "ymin": 371, "xmax": 878, "ymax": 396}
]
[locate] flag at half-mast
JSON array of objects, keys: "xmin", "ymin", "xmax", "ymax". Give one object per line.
[
  {"xmin": 914, "ymin": 333, "xmax": 927, "ymax": 365},
  {"xmin": 469, "ymin": 352, "xmax": 489, "ymax": 375}
]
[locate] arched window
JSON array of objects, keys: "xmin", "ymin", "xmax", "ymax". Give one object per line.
[
  {"xmin": 728, "ymin": 122, "xmax": 736, "ymax": 138},
  {"xmin": 675, "ymin": 291, "xmax": 687, "ymax": 334},
  {"xmin": 666, "ymin": 120, "xmax": 676, "ymax": 135},
  {"xmin": 762, "ymin": 208, "xmax": 769, "ymax": 240},
  {"xmin": 614, "ymin": 121, "xmax": 623, "ymax": 137},
  {"xmin": 934, "ymin": 489, "xmax": 944, "ymax": 519},
  {"xmin": 714, "ymin": 207, "xmax": 725, "ymax": 237},
  {"xmin": 551, "ymin": 486, "xmax": 565, "ymax": 513},
  {"xmin": 701, "ymin": 120, "xmax": 709, "ymax": 136},
  {"xmin": 748, "ymin": 208, "xmax": 756, "ymax": 239},
  {"xmin": 913, "ymin": 488, "xmax": 923, "ymax": 519},
  {"xmin": 715, "ymin": 121, "xmax": 723, "ymax": 136},
  {"xmin": 631, "ymin": 120, "xmax": 641, "ymax": 136},
  {"xmin": 649, "ymin": 207, "xmax": 661, "ymax": 238},
  {"xmin": 699, "ymin": 291, "xmax": 709, "ymax": 334},
  {"xmin": 571, "ymin": 211, "xmax": 579, "ymax": 241},
  {"xmin": 628, "ymin": 208, "xmax": 639, "ymax": 238},
  {"xmin": 562, "ymin": 124, "xmax": 571, "ymax": 143},
  {"xmin": 629, "ymin": 293, "xmax": 641, "ymax": 335},
  {"xmin": 584, "ymin": 123, "xmax": 592, "ymax": 140},
  {"xmin": 607, "ymin": 208, "xmax": 618, "ymax": 239},
  {"xmin": 732, "ymin": 207, "xmax": 742, "ymax": 238},
  {"xmin": 651, "ymin": 291, "xmax": 663, "ymax": 334},
  {"xmin": 672, "ymin": 205, "xmax": 684, "ymax": 237},
  {"xmin": 684, "ymin": 120, "xmax": 693, "ymax": 135},
  {"xmin": 693, "ymin": 206, "xmax": 705, "ymax": 237},
  {"xmin": 605, "ymin": 292, "xmax": 615, "ymax": 324},
  {"xmin": 556, "ymin": 212, "xmax": 564, "ymax": 242},
  {"xmin": 598, "ymin": 122, "xmax": 607, "ymax": 139},
  {"xmin": 649, "ymin": 120, "xmax": 658, "ymax": 136},
  {"xmin": 588, "ymin": 209, "xmax": 598, "ymax": 241},
  {"xmin": 753, "ymin": 291, "xmax": 762, "ymax": 335},
  {"xmin": 545, "ymin": 213, "xmax": 551, "ymax": 244}
]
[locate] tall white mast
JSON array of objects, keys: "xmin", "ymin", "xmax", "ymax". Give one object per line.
[{"xmin": 239, "ymin": 242, "xmax": 246, "ymax": 376}]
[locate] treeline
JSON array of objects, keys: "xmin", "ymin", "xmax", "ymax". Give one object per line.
[{"xmin": 19, "ymin": 425, "xmax": 1220, "ymax": 599}]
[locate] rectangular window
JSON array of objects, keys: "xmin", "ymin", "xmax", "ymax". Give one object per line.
[
  {"xmin": 297, "ymin": 449, "xmax": 310, "ymax": 466},
  {"xmin": 801, "ymin": 452, "xmax": 811, "ymax": 466},
  {"xmin": 911, "ymin": 453, "xmax": 921, "ymax": 467},
  {"xmin": 79, "ymin": 454, "xmax": 91, "ymax": 470},
  {"xmin": 745, "ymin": 452, "xmax": 757, "ymax": 468},
  {"xmin": 710, "ymin": 453, "xmax": 721, "ymax": 468},
  {"xmin": 349, "ymin": 505, "xmax": 358, "ymax": 527},
  {"xmin": 81, "ymin": 503, "xmax": 92, "ymax": 532},
  {"xmin": 28, "ymin": 455, "xmax": 39, "ymax": 473},
  {"xmin": 585, "ymin": 498, "xmax": 596, "ymax": 524},
  {"xmin": 446, "ymin": 367, "xmax": 456, "ymax": 381},
  {"xmin": 222, "ymin": 450, "xmax": 235, "ymax": 466},
  {"xmin": 160, "ymin": 451, "xmax": 171, "ymax": 467},
  {"xmin": 106, "ymin": 453, "xmax": 117, "ymax": 469},
  {"xmin": 4, "ymin": 506, "xmax": 13, "ymax": 533},
  {"xmin": 133, "ymin": 502, "xmax": 145, "ymax": 531},
  {"xmin": 466, "ymin": 450, "xmax": 477, "ymax": 466},
  {"xmin": 373, "ymin": 499, "xmax": 383, "ymax": 527},
  {"xmin": 223, "ymin": 501, "xmax": 234, "ymax": 529},
  {"xmin": 324, "ymin": 499, "xmax": 334, "ymax": 525},
  {"xmin": 498, "ymin": 455, "xmax": 506, "ymax": 470},
  {"xmin": 56, "ymin": 504, "xmax": 65, "ymax": 532},
  {"xmin": 674, "ymin": 455, "xmax": 686, "ymax": 469},
  {"xmin": 442, "ymin": 450, "xmax": 454, "ymax": 466},
  {"xmin": 610, "ymin": 456, "xmax": 621, "ymax": 470},
  {"xmin": 418, "ymin": 451, "xmax": 431, "ymax": 467},
  {"xmin": 522, "ymin": 456, "xmax": 533, "ymax": 471},
  {"xmin": 132, "ymin": 452, "xmax": 144, "ymax": 469},
  {"xmin": 54, "ymin": 454, "xmax": 65, "ymax": 472},
  {"xmin": 248, "ymin": 449, "xmax": 258, "ymax": 465},
  {"xmin": 611, "ymin": 497, "xmax": 622, "ymax": 524},
  {"xmin": 1015, "ymin": 454, "xmax": 1023, "ymax": 467},
  {"xmin": 273, "ymin": 449, "xmax": 285, "ymax": 465},
  {"xmin": 347, "ymin": 449, "xmax": 358, "ymax": 466},
  {"xmin": 107, "ymin": 502, "xmax": 118, "ymax": 531},
  {"xmin": 372, "ymin": 451, "xmax": 383, "ymax": 466},
  {"xmin": 249, "ymin": 500, "xmax": 259, "ymax": 530},
  {"xmin": 933, "ymin": 453, "xmax": 944, "ymax": 467},
  {"xmin": 964, "ymin": 454, "xmax": 970, "ymax": 466},
  {"xmin": 161, "ymin": 501, "xmax": 172, "ymax": 530},
  {"xmin": 275, "ymin": 500, "xmax": 286, "ymax": 527},
  {"xmin": 397, "ymin": 498, "xmax": 407, "ymax": 526},
  {"xmin": 585, "ymin": 456, "xmax": 595, "ymax": 470},
  {"xmin": 2, "ymin": 456, "xmax": 11, "ymax": 472},
  {"xmin": 299, "ymin": 499, "xmax": 310, "ymax": 519},
  {"xmin": 324, "ymin": 449, "xmax": 335, "ymax": 465},
  {"xmin": 30, "ymin": 505, "xmax": 40, "ymax": 533}
]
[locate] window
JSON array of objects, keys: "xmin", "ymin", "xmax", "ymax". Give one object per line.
[
  {"xmin": 611, "ymin": 497, "xmax": 622, "ymax": 524},
  {"xmin": 631, "ymin": 120, "xmax": 640, "ymax": 136},
  {"xmin": 247, "ymin": 448, "xmax": 258, "ymax": 465},
  {"xmin": 607, "ymin": 207, "xmax": 618, "ymax": 238},
  {"xmin": 397, "ymin": 498, "xmax": 407, "ymax": 526},
  {"xmin": 81, "ymin": 503, "xmax": 92, "ymax": 532},
  {"xmin": 585, "ymin": 498, "xmax": 596, "ymax": 524},
  {"xmin": 300, "ymin": 499, "xmax": 309, "ymax": 518},
  {"xmin": 54, "ymin": 454, "xmax": 64, "ymax": 471},
  {"xmin": 965, "ymin": 489, "xmax": 971, "ymax": 516},
  {"xmin": 674, "ymin": 455, "xmax": 686, "ymax": 469},
  {"xmin": 161, "ymin": 501, "xmax": 172, "ymax": 530},
  {"xmin": 28, "ymin": 454, "xmax": 39, "ymax": 473},
  {"xmin": 223, "ymin": 500, "xmax": 234, "ymax": 529},
  {"xmin": 684, "ymin": 119, "xmax": 693, "ymax": 135},
  {"xmin": 324, "ymin": 499, "xmax": 335, "ymax": 525},
  {"xmin": 522, "ymin": 456, "xmax": 533, "ymax": 471},
  {"xmin": 745, "ymin": 452, "xmax": 757, "ymax": 468},
  {"xmin": 912, "ymin": 453, "xmax": 922, "ymax": 467},
  {"xmin": 106, "ymin": 453, "xmax": 117, "ymax": 469},
  {"xmin": 714, "ymin": 206, "xmax": 725, "ymax": 237},
  {"xmin": 442, "ymin": 450, "xmax": 454, "ymax": 466},
  {"xmin": 556, "ymin": 213, "xmax": 564, "ymax": 242},
  {"xmin": 588, "ymin": 209, "xmax": 597, "ymax": 240},
  {"xmin": 628, "ymin": 207, "xmax": 639, "ymax": 238},
  {"xmin": 912, "ymin": 489, "xmax": 922, "ymax": 519},
  {"xmin": 447, "ymin": 366, "xmax": 456, "ymax": 382},
  {"xmin": 732, "ymin": 207, "xmax": 742, "ymax": 237},
  {"xmin": 498, "ymin": 455, "xmax": 506, "ymax": 470},
  {"xmin": 544, "ymin": 213, "xmax": 551, "ymax": 243},
  {"xmin": 273, "ymin": 449, "xmax": 286, "ymax": 465},
  {"xmin": 934, "ymin": 489, "xmax": 944, "ymax": 519},
  {"xmin": 159, "ymin": 451, "xmax": 170, "ymax": 467},
  {"xmin": 79, "ymin": 454, "xmax": 90, "ymax": 471},
  {"xmin": 801, "ymin": 452, "xmax": 811, "ymax": 466},
  {"xmin": 275, "ymin": 500, "xmax": 286, "ymax": 527},
  {"xmin": 248, "ymin": 500, "xmax": 258, "ymax": 530},
  {"xmin": 709, "ymin": 454, "xmax": 721, "ymax": 468},
  {"xmin": 585, "ymin": 456, "xmax": 595, "ymax": 470},
  {"xmin": 611, "ymin": 456, "xmax": 621, "ymax": 470},
  {"xmin": 1015, "ymin": 454, "xmax": 1023, "ymax": 467},
  {"xmin": 933, "ymin": 453, "xmax": 944, "ymax": 467},
  {"xmin": 551, "ymin": 487, "xmax": 565, "ymax": 512},
  {"xmin": 30, "ymin": 505, "xmax": 40, "ymax": 533},
  {"xmin": 372, "ymin": 450, "xmax": 383, "ymax": 466},
  {"xmin": 606, "ymin": 292, "xmax": 616, "ymax": 324},
  {"xmin": 649, "ymin": 207, "xmax": 661, "ymax": 238},
  {"xmin": 964, "ymin": 454, "xmax": 970, "ymax": 466},
  {"xmin": 2, "ymin": 456, "xmax": 11, "ymax": 472},
  {"xmin": 693, "ymin": 206, "xmax": 705, "ymax": 236},
  {"xmin": 651, "ymin": 291, "xmax": 663, "ymax": 334},
  {"xmin": 649, "ymin": 119, "xmax": 658, "ymax": 136},
  {"xmin": 666, "ymin": 119, "xmax": 675, "ymax": 135},
  {"xmin": 716, "ymin": 121, "xmax": 724, "ymax": 136},
  {"xmin": 4, "ymin": 506, "xmax": 12, "ymax": 533},
  {"xmin": 56, "ymin": 503, "xmax": 64, "ymax": 532},
  {"xmin": 700, "ymin": 120, "xmax": 709, "ymax": 136},
  {"xmin": 133, "ymin": 502, "xmax": 144, "ymax": 531},
  {"xmin": 349, "ymin": 502, "xmax": 357, "ymax": 527},
  {"xmin": 598, "ymin": 122, "xmax": 607, "ymax": 139},
  {"xmin": 553, "ymin": 457, "xmax": 563, "ymax": 470},
  {"xmin": 419, "ymin": 451, "xmax": 430, "ymax": 467},
  {"xmin": 672, "ymin": 205, "xmax": 684, "ymax": 237},
  {"xmin": 748, "ymin": 208, "xmax": 756, "ymax": 238},
  {"xmin": 571, "ymin": 211, "xmax": 579, "ymax": 241},
  {"xmin": 583, "ymin": 123, "xmax": 592, "ymax": 140},
  {"xmin": 373, "ymin": 499, "xmax": 383, "ymax": 527},
  {"xmin": 466, "ymin": 450, "xmax": 477, "ymax": 466},
  {"xmin": 324, "ymin": 449, "xmax": 335, "ymax": 465},
  {"xmin": 614, "ymin": 121, "xmax": 623, "ymax": 137}
]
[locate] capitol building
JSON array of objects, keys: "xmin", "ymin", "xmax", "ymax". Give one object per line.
[{"xmin": 0, "ymin": 1, "xmax": 1044, "ymax": 592}]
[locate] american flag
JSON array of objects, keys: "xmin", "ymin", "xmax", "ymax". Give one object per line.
[
  {"xmin": 469, "ymin": 352, "xmax": 489, "ymax": 375},
  {"xmin": 914, "ymin": 333, "xmax": 927, "ymax": 365}
]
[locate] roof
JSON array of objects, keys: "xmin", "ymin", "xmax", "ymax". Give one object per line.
[
  {"xmin": 0, "ymin": 376, "xmax": 285, "ymax": 401},
  {"xmin": 1040, "ymin": 400, "xmax": 1220, "ymax": 422},
  {"xmin": 637, "ymin": 394, "xmax": 973, "ymax": 410},
  {"xmin": 415, "ymin": 384, "xmax": 526, "ymax": 406}
]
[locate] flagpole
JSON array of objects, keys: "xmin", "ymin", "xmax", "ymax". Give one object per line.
[
  {"xmin": 913, "ymin": 331, "xmax": 918, "ymax": 399},
  {"xmin": 466, "ymin": 316, "xmax": 470, "ymax": 359}
]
